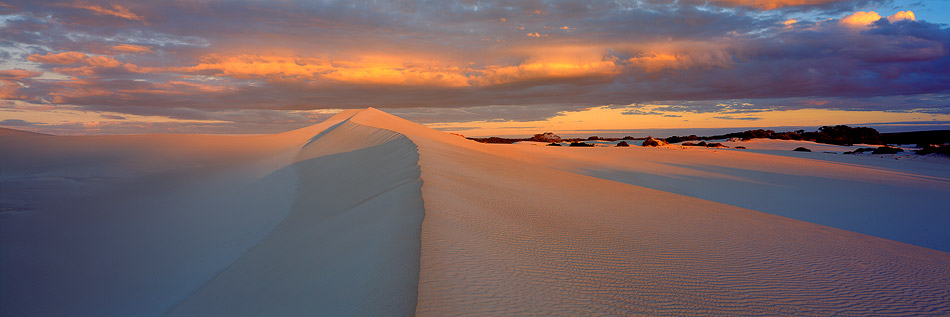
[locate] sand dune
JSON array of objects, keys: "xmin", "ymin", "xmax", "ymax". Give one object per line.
[
  {"xmin": 500, "ymin": 140, "xmax": 950, "ymax": 251},
  {"xmin": 2, "ymin": 108, "xmax": 949, "ymax": 315}
]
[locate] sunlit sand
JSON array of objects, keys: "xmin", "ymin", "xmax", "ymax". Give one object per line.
[{"xmin": 2, "ymin": 109, "xmax": 948, "ymax": 315}]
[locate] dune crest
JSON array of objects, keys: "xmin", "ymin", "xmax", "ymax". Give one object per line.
[{"xmin": 2, "ymin": 108, "xmax": 949, "ymax": 315}]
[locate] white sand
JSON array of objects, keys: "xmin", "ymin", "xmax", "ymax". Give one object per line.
[
  {"xmin": 499, "ymin": 139, "xmax": 950, "ymax": 251},
  {"xmin": 2, "ymin": 108, "xmax": 949, "ymax": 315}
]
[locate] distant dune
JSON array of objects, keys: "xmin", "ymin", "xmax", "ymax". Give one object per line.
[
  {"xmin": 0, "ymin": 127, "xmax": 52, "ymax": 137},
  {"xmin": 2, "ymin": 108, "xmax": 948, "ymax": 315}
]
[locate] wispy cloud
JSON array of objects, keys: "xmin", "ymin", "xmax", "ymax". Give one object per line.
[{"xmin": 60, "ymin": 2, "xmax": 147, "ymax": 24}]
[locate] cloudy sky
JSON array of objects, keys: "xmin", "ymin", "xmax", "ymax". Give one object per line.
[{"xmin": 1, "ymin": 0, "xmax": 948, "ymax": 136}]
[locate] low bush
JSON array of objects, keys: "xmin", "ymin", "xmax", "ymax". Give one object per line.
[
  {"xmin": 616, "ymin": 141, "xmax": 630, "ymax": 147},
  {"xmin": 569, "ymin": 141, "xmax": 594, "ymax": 147},
  {"xmin": 793, "ymin": 147, "xmax": 812, "ymax": 152},
  {"xmin": 641, "ymin": 137, "xmax": 668, "ymax": 147},
  {"xmin": 872, "ymin": 146, "xmax": 904, "ymax": 154},
  {"xmin": 916, "ymin": 144, "xmax": 950, "ymax": 156}
]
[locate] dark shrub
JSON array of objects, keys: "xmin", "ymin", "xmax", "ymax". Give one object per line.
[
  {"xmin": 666, "ymin": 134, "xmax": 701, "ymax": 144},
  {"xmin": 641, "ymin": 137, "xmax": 668, "ymax": 147},
  {"xmin": 872, "ymin": 146, "xmax": 904, "ymax": 154},
  {"xmin": 530, "ymin": 132, "xmax": 562, "ymax": 142},
  {"xmin": 547, "ymin": 142, "xmax": 562, "ymax": 146},
  {"xmin": 811, "ymin": 125, "xmax": 882, "ymax": 145},
  {"xmin": 470, "ymin": 137, "xmax": 521, "ymax": 144},
  {"xmin": 734, "ymin": 146, "xmax": 746, "ymax": 149},
  {"xmin": 622, "ymin": 136, "xmax": 636, "ymax": 140},
  {"xmin": 569, "ymin": 141, "xmax": 594, "ymax": 147},
  {"xmin": 616, "ymin": 141, "xmax": 630, "ymax": 147},
  {"xmin": 697, "ymin": 141, "xmax": 707, "ymax": 147},
  {"xmin": 771, "ymin": 132, "xmax": 802, "ymax": 140},
  {"xmin": 916, "ymin": 144, "xmax": 950, "ymax": 155},
  {"xmin": 742, "ymin": 129, "xmax": 775, "ymax": 139},
  {"xmin": 793, "ymin": 147, "xmax": 812, "ymax": 152},
  {"xmin": 588, "ymin": 136, "xmax": 600, "ymax": 140},
  {"xmin": 706, "ymin": 142, "xmax": 727, "ymax": 148}
]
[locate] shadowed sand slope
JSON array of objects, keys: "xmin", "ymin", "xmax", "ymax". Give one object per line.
[
  {"xmin": 1, "ymin": 109, "xmax": 425, "ymax": 315},
  {"xmin": 169, "ymin": 119, "xmax": 424, "ymax": 315},
  {"xmin": 1, "ymin": 108, "xmax": 949, "ymax": 315}
]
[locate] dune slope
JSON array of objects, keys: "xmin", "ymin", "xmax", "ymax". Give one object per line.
[
  {"xmin": 348, "ymin": 108, "xmax": 950, "ymax": 315},
  {"xmin": 2, "ymin": 108, "xmax": 949, "ymax": 315},
  {"xmin": 494, "ymin": 142, "xmax": 950, "ymax": 251},
  {"xmin": 169, "ymin": 119, "xmax": 425, "ymax": 315}
]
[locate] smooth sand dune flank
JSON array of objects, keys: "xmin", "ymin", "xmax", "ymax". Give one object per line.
[
  {"xmin": 169, "ymin": 120, "xmax": 425, "ymax": 315},
  {"xmin": 494, "ymin": 141, "xmax": 950, "ymax": 251},
  {"xmin": 2, "ymin": 108, "xmax": 949, "ymax": 315},
  {"xmin": 348, "ymin": 108, "xmax": 950, "ymax": 315}
]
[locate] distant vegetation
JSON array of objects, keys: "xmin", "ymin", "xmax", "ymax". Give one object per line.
[
  {"xmin": 466, "ymin": 127, "xmax": 950, "ymax": 156},
  {"xmin": 469, "ymin": 132, "xmax": 642, "ymax": 144},
  {"xmin": 917, "ymin": 144, "xmax": 950, "ymax": 155},
  {"xmin": 641, "ymin": 137, "xmax": 667, "ymax": 147},
  {"xmin": 467, "ymin": 136, "xmax": 524, "ymax": 144},
  {"xmin": 665, "ymin": 125, "xmax": 886, "ymax": 146}
]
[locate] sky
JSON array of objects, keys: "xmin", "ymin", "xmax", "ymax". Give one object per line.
[{"xmin": 0, "ymin": 0, "xmax": 948, "ymax": 136}]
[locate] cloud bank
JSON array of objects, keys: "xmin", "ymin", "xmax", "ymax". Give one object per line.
[{"xmin": 0, "ymin": 0, "xmax": 948, "ymax": 133}]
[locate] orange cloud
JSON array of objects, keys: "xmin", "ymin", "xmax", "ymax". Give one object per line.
[
  {"xmin": 112, "ymin": 44, "xmax": 153, "ymax": 54},
  {"xmin": 0, "ymin": 69, "xmax": 42, "ymax": 79},
  {"xmin": 887, "ymin": 11, "xmax": 915, "ymax": 22},
  {"xmin": 0, "ymin": 69, "xmax": 42, "ymax": 99},
  {"xmin": 176, "ymin": 50, "xmax": 630, "ymax": 88},
  {"xmin": 526, "ymin": 32, "xmax": 542, "ymax": 37},
  {"xmin": 62, "ymin": 2, "xmax": 147, "ymax": 24},
  {"xmin": 323, "ymin": 60, "xmax": 470, "ymax": 87},
  {"xmin": 27, "ymin": 51, "xmax": 88, "ymax": 64},
  {"xmin": 710, "ymin": 0, "xmax": 840, "ymax": 10},
  {"xmin": 177, "ymin": 54, "xmax": 471, "ymax": 87},
  {"xmin": 626, "ymin": 42, "xmax": 735, "ymax": 73},
  {"xmin": 475, "ymin": 51, "xmax": 621, "ymax": 85},
  {"xmin": 179, "ymin": 55, "xmax": 329, "ymax": 80},
  {"xmin": 46, "ymin": 78, "xmax": 115, "ymax": 103},
  {"xmin": 840, "ymin": 11, "xmax": 882, "ymax": 27},
  {"xmin": 28, "ymin": 51, "xmax": 151, "ymax": 76}
]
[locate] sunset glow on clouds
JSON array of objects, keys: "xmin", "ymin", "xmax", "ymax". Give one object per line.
[{"xmin": 0, "ymin": 0, "xmax": 948, "ymax": 135}]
